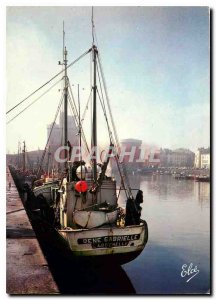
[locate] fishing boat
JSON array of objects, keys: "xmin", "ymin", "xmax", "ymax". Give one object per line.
[
  {"xmin": 32, "ymin": 144, "xmax": 61, "ymax": 205},
  {"xmin": 10, "ymin": 141, "xmax": 36, "ymax": 190},
  {"xmin": 195, "ymin": 175, "xmax": 210, "ymax": 182},
  {"xmin": 33, "ymin": 171, "xmax": 60, "ymax": 206},
  {"xmin": 10, "ymin": 14, "xmax": 148, "ymax": 264}
]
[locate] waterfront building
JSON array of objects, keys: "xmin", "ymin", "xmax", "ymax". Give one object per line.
[
  {"xmin": 171, "ymin": 148, "xmax": 195, "ymax": 167},
  {"xmin": 160, "ymin": 148, "xmax": 195, "ymax": 167},
  {"xmin": 159, "ymin": 148, "xmax": 172, "ymax": 167},
  {"xmin": 194, "ymin": 147, "xmax": 210, "ymax": 169}
]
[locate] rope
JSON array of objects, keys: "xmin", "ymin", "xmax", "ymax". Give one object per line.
[
  {"xmin": 7, "ymin": 78, "xmax": 63, "ymax": 125},
  {"xmin": 6, "ymin": 48, "xmax": 92, "ymax": 115},
  {"xmin": 6, "ymin": 208, "xmax": 25, "ymax": 215}
]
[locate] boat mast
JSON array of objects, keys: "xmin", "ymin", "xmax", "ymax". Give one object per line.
[
  {"xmin": 47, "ymin": 146, "xmax": 51, "ymax": 177},
  {"xmin": 92, "ymin": 45, "xmax": 98, "ymax": 182},
  {"xmin": 22, "ymin": 141, "xmax": 26, "ymax": 172},
  {"xmin": 92, "ymin": 8, "xmax": 98, "ymax": 182},
  {"xmin": 17, "ymin": 141, "xmax": 20, "ymax": 168},
  {"xmin": 63, "ymin": 22, "xmax": 68, "ymax": 169}
]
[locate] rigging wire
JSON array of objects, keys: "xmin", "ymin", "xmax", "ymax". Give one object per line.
[
  {"xmin": 93, "ymin": 26, "xmax": 122, "ymax": 160},
  {"xmin": 6, "ymin": 48, "xmax": 92, "ymax": 115},
  {"xmin": 96, "ymin": 62, "xmax": 113, "ymax": 140},
  {"xmin": 90, "ymin": 20, "xmax": 131, "ymax": 196},
  {"xmin": 6, "ymin": 78, "xmax": 63, "ymax": 125},
  {"xmin": 90, "ymin": 25, "xmax": 130, "ymax": 198},
  {"xmin": 67, "ymin": 92, "xmax": 90, "ymax": 154},
  {"xmin": 96, "ymin": 44, "xmax": 133, "ymax": 198},
  {"xmin": 67, "ymin": 94, "xmax": 78, "ymax": 145},
  {"xmin": 96, "ymin": 89, "xmax": 112, "ymax": 143},
  {"xmin": 36, "ymin": 91, "xmax": 64, "ymax": 177},
  {"xmin": 96, "ymin": 81, "xmax": 128, "ymax": 199},
  {"xmin": 97, "ymin": 53, "xmax": 119, "ymax": 150},
  {"xmin": 91, "ymin": 19, "xmax": 119, "ymax": 145},
  {"xmin": 68, "ymin": 79, "xmax": 79, "ymax": 117},
  {"xmin": 67, "ymin": 77, "xmax": 92, "ymax": 153},
  {"xmin": 81, "ymin": 88, "xmax": 93, "ymax": 125},
  {"xmin": 80, "ymin": 89, "xmax": 93, "ymax": 153}
]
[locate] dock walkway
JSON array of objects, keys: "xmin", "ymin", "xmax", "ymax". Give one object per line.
[{"xmin": 6, "ymin": 168, "xmax": 59, "ymax": 294}]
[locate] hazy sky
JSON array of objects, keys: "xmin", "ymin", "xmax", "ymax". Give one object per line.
[{"xmin": 6, "ymin": 6, "xmax": 210, "ymax": 153}]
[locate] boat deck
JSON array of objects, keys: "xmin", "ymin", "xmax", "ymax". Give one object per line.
[{"xmin": 6, "ymin": 168, "xmax": 59, "ymax": 294}]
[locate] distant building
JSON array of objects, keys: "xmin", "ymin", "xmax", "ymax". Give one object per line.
[
  {"xmin": 171, "ymin": 148, "xmax": 195, "ymax": 167},
  {"xmin": 118, "ymin": 139, "xmax": 160, "ymax": 171},
  {"xmin": 120, "ymin": 139, "xmax": 142, "ymax": 162},
  {"xmin": 160, "ymin": 148, "xmax": 195, "ymax": 167},
  {"xmin": 47, "ymin": 112, "xmax": 79, "ymax": 154},
  {"xmin": 59, "ymin": 112, "xmax": 79, "ymax": 146},
  {"xmin": 160, "ymin": 148, "xmax": 172, "ymax": 167},
  {"xmin": 194, "ymin": 147, "xmax": 210, "ymax": 169},
  {"xmin": 47, "ymin": 123, "xmax": 61, "ymax": 151}
]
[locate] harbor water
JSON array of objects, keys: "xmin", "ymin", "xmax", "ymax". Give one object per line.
[{"xmin": 120, "ymin": 174, "xmax": 210, "ymax": 294}]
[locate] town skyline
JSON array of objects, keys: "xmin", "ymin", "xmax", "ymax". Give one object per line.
[
  {"xmin": 6, "ymin": 109, "xmax": 209, "ymax": 155},
  {"xmin": 6, "ymin": 134, "xmax": 210, "ymax": 155}
]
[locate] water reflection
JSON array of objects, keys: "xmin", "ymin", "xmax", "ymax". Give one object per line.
[
  {"xmin": 120, "ymin": 174, "xmax": 210, "ymax": 294},
  {"xmin": 120, "ymin": 174, "xmax": 210, "ymax": 205},
  {"xmin": 145, "ymin": 175, "xmax": 196, "ymax": 200},
  {"xmin": 194, "ymin": 182, "xmax": 210, "ymax": 208},
  {"xmin": 123, "ymin": 242, "xmax": 210, "ymax": 294},
  {"xmin": 37, "ymin": 240, "xmax": 136, "ymax": 294}
]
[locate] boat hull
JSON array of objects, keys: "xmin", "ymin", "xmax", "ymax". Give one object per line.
[
  {"xmin": 27, "ymin": 204, "xmax": 148, "ymax": 265},
  {"xmin": 57, "ymin": 220, "xmax": 148, "ymax": 264},
  {"xmin": 196, "ymin": 177, "xmax": 210, "ymax": 182}
]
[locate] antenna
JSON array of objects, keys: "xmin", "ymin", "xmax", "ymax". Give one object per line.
[
  {"xmin": 91, "ymin": 7, "xmax": 95, "ymax": 45},
  {"xmin": 63, "ymin": 21, "xmax": 65, "ymax": 60}
]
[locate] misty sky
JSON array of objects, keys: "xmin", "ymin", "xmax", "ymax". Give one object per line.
[{"xmin": 6, "ymin": 6, "xmax": 210, "ymax": 153}]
